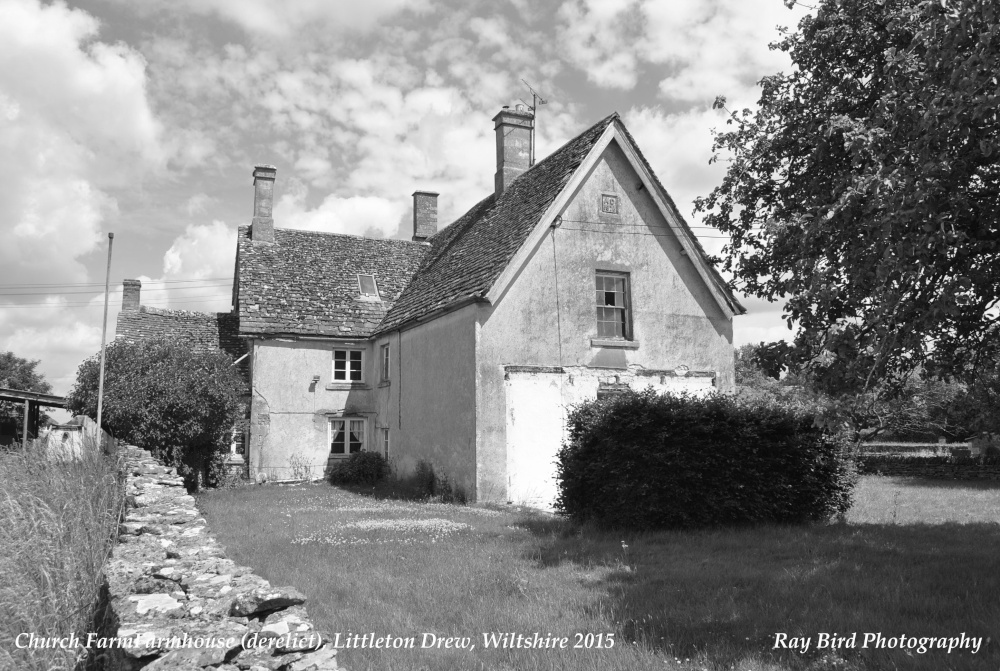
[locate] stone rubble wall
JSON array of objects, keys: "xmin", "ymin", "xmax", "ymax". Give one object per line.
[{"xmin": 99, "ymin": 446, "xmax": 342, "ymax": 670}]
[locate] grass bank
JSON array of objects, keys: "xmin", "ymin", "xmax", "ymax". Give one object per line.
[
  {"xmin": 197, "ymin": 476, "xmax": 1000, "ymax": 671},
  {"xmin": 0, "ymin": 440, "xmax": 125, "ymax": 671}
]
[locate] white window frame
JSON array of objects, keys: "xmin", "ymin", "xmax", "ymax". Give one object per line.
[
  {"xmin": 595, "ymin": 271, "xmax": 632, "ymax": 340},
  {"xmin": 380, "ymin": 344, "xmax": 390, "ymax": 382},
  {"xmin": 329, "ymin": 417, "xmax": 366, "ymax": 457},
  {"xmin": 333, "ymin": 349, "xmax": 364, "ymax": 382},
  {"xmin": 357, "ymin": 274, "xmax": 380, "ymax": 297},
  {"xmin": 380, "ymin": 427, "xmax": 389, "ymax": 459}
]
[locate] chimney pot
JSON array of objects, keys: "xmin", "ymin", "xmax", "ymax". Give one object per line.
[
  {"xmin": 412, "ymin": 191, "xmax": 439, "ymax": 242},
  {"xmin": 252, "ymin": 164, "xmax": 277, "ymax": 243},
  {"xmin": 122, "ymin": 279, "xmax": 141, "ymax": 311},
  {"xmin": 492, "ymin": 105, "xmax": 534, "ymax": 196}
]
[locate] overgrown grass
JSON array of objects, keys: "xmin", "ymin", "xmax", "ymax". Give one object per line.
[
  {"xmin": 0, "ymin": 439, "xmax": 125, "ymax": 671},
  {"xmin": 197, "ymin": 476, "xmax": 1000, "ymax": 671}
]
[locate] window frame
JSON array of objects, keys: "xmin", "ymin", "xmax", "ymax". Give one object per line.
[
  {"xmin": 380, "ymin": 427, "xmax": 390, "ymax": 459},
  {"xmin": 329, "ymin": 417, "xmax": 366, "ymax": 457},
  {"xmin": 332, "ymin": 348, "xmax": 364, "ymax": 382},
  {"xmin": 380, "ymin": 344, "xmax": 390, "ymax": 382},
  {"xmin": 595, "ymin": 271, "xmax": 632, "ymax": 340},
  {"xmin": 357, "ymin": 274, "xmax": 380, "ymax": 298}
]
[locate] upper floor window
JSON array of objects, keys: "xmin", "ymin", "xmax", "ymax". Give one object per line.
[
  {"xmin": 357, "ymin": 274, "xmax": 379, "ymax": 297},
  {"xmin": 596, "ymin": 272, "xmax": 631, "ymax": 339},
  {"xmin": 380, "ymin": 344, "xmax": 390, "ymax": 382},
  {"xmin": 333, "ymin": 349, "xmax": 363, "ymax": 381}
]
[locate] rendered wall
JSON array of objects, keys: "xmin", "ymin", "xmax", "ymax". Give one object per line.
[
  {"xmin": 389, "ymin": 305, "xmax": 478, "ymax": 497},
  {"xmin": 249, "ymin": 338, "xmax": 374, "ymax": 480},
  {"xmin": 478, "ymin": 139, "xmax": 736, "ymax": 503}
]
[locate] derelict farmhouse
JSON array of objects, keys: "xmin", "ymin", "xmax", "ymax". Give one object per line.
[{"xmin": 115, "ymin": 105, "xmax": 744, "ymax": 507}]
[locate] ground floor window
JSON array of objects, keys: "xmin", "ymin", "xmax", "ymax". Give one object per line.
[
  {"xmin": 380, "ymin": 427, "xmax": 389, "ymax": 458},
  {"xmin": 330, "ymin": 418, "xmax": 364, "ymax": 455}
]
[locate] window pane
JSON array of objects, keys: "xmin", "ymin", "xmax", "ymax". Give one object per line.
[
  {"xmin": 334, "ymin": 351, "xmax": 346, "ymax": 361},
  {"xmin": 350, "ymin": 351, "xmax": 362, "ymax": 362},
  {"xmin": 349, "ymin": 420, "xmax": 363, "ymax": 453},
  {"xmin": 358, "ymin": 274, "xmax": 377, "ymax": 295},
  {"xmin": 595, "ymin": 273, "xmax": 629, "ymax": 339},
  {"xmin": 330, "ymin": 420, "xmax": 345, "ymax": 454}
]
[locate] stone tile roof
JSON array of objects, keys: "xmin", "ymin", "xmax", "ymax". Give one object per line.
[
  {"xmin": 115, "ymin": 308, "xmax": 246, "ymax": 360},
  {"xmin": 114, "ymin": 307, "xmax": 249, "ymax": 388},
  {"xmin": 375, "ymin": 113, "xmax": 743, "ymax": 334},
  {"xmin": 235, "ymin": 227, "xmax": 428, "ymax": 337}
]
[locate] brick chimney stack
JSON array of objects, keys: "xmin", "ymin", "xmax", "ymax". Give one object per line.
[
  {"xmin": 412, "ymin": 191, "xmax": 439, "ymax": 242},
  {"xmin": 493, "ymin": 104, "xmax": 534, "ymax": 196},
  {"xmin": 122, "ymin": 279, "xmax": 141, "ymax": 311},
  {"xmin": 252, "ymin": 164, "xmax": 277, "ymax": 243}
]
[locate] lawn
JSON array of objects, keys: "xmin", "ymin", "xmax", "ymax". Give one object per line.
[{"xmin": 196, "ymin": 476, "xmax": 1000, "ymax": 671}]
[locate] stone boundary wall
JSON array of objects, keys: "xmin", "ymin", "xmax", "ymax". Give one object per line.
[
  {"xmin": 858, "ymin": 456, "xmax": 1000, "ymax": 480},
  {"xmin": 99, "ymin": 446, "xmax": 342, "ymax": 670}
]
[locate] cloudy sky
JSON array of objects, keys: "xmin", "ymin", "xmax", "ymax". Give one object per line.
[{"xmin": 0, "ymin": 0, "xmax": 807, "ymax": 398}]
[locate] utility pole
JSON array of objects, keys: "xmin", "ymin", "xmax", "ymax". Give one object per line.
[
  {"xmin": 96, "ymin": 232, "xmax": 114, "ymax": 446},
  {"xmin": 521, "ymin": 79, "xmax": 548, "ymax": 166}
]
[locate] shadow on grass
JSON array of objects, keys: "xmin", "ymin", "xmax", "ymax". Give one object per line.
[{"xmin": 513, "ymin": 518, "xmax": 1000, "ymax": 670}]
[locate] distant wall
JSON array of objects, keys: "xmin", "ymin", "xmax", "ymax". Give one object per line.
[
  {"xmin": 97, "ymin": 446, "xmax": 342, "ymax": 670},
  {"xmin": 858, "ymin": 456, "xmax": 1000, "ymax": 480}
]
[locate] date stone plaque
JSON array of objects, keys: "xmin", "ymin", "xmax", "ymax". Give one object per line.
[{"xmin": 601, "ymin": 194, "xmax": 619, "ymax": 214}]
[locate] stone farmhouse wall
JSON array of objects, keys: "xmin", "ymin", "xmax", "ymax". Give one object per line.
[{"xmin": 97, "ymin": 446, "xmax": 342, "ymax": 670}]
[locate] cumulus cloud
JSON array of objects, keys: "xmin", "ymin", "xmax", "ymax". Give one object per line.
[
  {"xmin": 0, "ymin": 0, "xmax": 163, "ymax": 287},
  {"xmin": 275, "ymin": 182, "xmax": 405, "ymax": 238},
  {"xmin": 112, "ymin": 0, "xmax": 427, "ymax": 38},
  {"xmin": 641, "ymin": 0, "xmax": 807, "ymax": 105},
  {"xmin": 556, "ymin": 0, "xmax": 643, "ymax": 89},
  {"xmin": 0, "ymin": 0, "xmax": 165, "ymax": 392}
]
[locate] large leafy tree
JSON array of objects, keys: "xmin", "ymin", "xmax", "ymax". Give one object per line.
[
  {"xmin": 67, "ymin": 338, "xmax": 246, "ymax": 487},
  {"xmin": 0, "ymin": 351, "xmax": 53, "ymax": 394},
  {"xmin": 0, "ymin": 352, "xmax": 53, "ymax": 433},
  {"xmin": 697, "ymin": 0, "xmax": 1000, "ymax": 392}
]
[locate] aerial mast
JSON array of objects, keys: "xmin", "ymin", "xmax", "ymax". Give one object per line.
[{"xmin": 521, "ymin": 79, "xmax": 548, "ymax": 167}]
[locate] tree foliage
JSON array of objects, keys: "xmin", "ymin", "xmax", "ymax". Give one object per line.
[
  {"xmin": 697, "ymin": 0, "xmax": 1000, "ymax": 391},
  {"xmin": 737, "ymin": 340, "xmax": 999, "ymax": 442},
  {"xmin": 0, "ymin": 351, "xmax": 52, "ymax": 394},
  {"xmin": 0, "ymin": 351, "xmax": 53, "ymax": 430},
  {"xmin": 66, "ymin": 339, "xmax": 246, "ymax": 486}
]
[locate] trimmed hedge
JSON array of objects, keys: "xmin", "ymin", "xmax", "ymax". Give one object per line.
[{"xmin": 556, "ymin": 390, "xmax": 856, "ymax": 529}]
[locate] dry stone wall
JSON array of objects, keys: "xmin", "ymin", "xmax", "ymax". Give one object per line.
[
  {"xmin": 857, "ymin": 455, "xmax": 1000, "ymax": 480},
  {"xmin": 100, "ymin": 446, "xmax": 342, "ymax": 670}
]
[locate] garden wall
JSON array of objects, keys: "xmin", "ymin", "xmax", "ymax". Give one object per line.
[
  {"xmin": 95, "ymin": 446, "xmax": 342, "ymax": 670},
  {"xmin": 858, "ymin": 456, "xmax": 1000, "ymax": 480}
]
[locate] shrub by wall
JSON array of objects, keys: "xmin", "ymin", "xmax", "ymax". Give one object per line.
[
  {"xmin": 556, "ymin": 390, "xmax": 856, "ymax": 530},
  {"xmin": 328, "ymin": 451, "xmax": 389, "ymax": 485}
]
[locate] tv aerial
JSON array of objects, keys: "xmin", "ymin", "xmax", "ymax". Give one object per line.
[{"xmin": 521, "ymin": 79, "xmax": 548, "ymax": 166}]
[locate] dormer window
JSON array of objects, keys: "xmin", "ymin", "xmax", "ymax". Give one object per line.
[{"xmin": 357, "ymin": 274, "xmax": 379, "ymax": 297}]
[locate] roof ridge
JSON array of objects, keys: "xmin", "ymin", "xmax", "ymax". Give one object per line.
[{"xmin": 272, "ymin": 228, "xmax": 428, "ymax": 245}]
